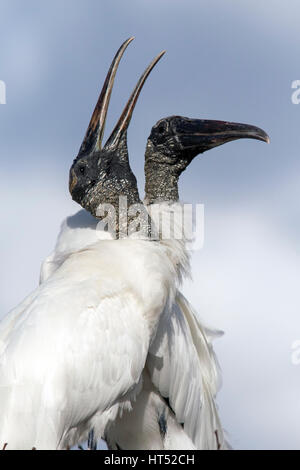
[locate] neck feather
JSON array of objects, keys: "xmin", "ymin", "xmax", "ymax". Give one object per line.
[
  {"xmin": 144, "ymin": 142, "xmax": 180, "ymax": 205},
  {"xmin": 147, "ymin": 201, "xmax": 191, "ymax": 284}
]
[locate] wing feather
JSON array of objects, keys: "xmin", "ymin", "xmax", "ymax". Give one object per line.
[
  {"xmin": 147, "ymin": 292, "xmax": 228, "ymax": 449},
  {"xmin": 0, "ymin": 252, "xmax": 149, "ymax": 449}
]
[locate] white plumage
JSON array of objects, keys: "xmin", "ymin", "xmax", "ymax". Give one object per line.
[
  {"xmin": 0, "ymin": 205, "xmax": 189, "ymax": 449},
  {"xmin": 38, "ymin": 207, "xmax": 228, "ymax": 450},
  {"xmin": 2, "ymin": 36, "xmax": 261, "ymax": 449}
]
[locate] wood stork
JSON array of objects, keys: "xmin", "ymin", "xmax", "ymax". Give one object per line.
[
  {"xmin": 103, "ymin": 116, "xmax": 269, "ymax": 450},
  {"xmin": 0, "ymin": 36, "xmax": 269, "ymax": 450},
  {"xmin": 41, "ymin": 208, "xmax": 225, "ymax": 450},
  {"xmin": 36, "ymin": 39, "xmax": 229, "ymax": 450},
  {"xmin": 40, "ymin": 110, "xmax": 269, "ymax": 449},
  {"xmin": 0, "ymin": 38, "xmax": 171, "ymax": 450},
  {"xmin": 41, "ymin": 41, "xmax": 269, "ymax": 450}
]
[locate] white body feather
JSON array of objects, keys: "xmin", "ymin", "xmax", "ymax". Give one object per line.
[
  {"xmin": 0, "ymin": 208, "xmax": 184, "ymax": 449},
  {"xmin": 41, "ymin": 207, "xmax": 227, "ymax": 450},
  {"xmin": 0, "ymin": 205, "xmax": 228, "ymax": 449}
]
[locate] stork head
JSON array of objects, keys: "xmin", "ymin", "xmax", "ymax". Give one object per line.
[
  {"xmin": 69, "ymin": 37, "xmax": 165, "ymax": 217},
  {"xmin": 145, "ymin": 116, "xmax": 269, "ymax": 203}
]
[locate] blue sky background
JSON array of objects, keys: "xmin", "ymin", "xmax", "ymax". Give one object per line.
[{"xmin": 1, "ymin": 0, "xmax": 300, "ymax": 449}]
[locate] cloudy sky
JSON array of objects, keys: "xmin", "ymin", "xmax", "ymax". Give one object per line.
[{"xmin": 1, "ymin": 0, "xmax": 300, "ymax": 450}]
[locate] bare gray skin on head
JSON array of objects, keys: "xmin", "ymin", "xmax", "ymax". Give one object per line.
[
  {"xmin": 69, "ymin": 38, "xmax": 165, "ymax": 234},
  {"xmin": 144, "ymin": 115, "xmax": 270, "ymax": 205},
  {"xmin": 70, "ymin": 133, "xmax": 140, "ymax": 217},
  {"xmin": 69, "ymin": 39, "xmax": 269, "ymax": 237}
]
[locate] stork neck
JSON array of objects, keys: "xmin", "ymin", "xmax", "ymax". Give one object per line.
[{"xmin": 144, "ymin": 147, "xmax": 179, "ymax": 205}]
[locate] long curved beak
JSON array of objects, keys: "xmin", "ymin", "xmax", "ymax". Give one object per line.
[
  {"xmin": 173, "ymin": 118, "xmax": 269, "ymax": 155},
  {"xmin": 77, "ymin": 38, "xmax": 165, "ymax": 158},
  {"xmin": 104, "ymin": 50, "xmax": 165, "ymax": 150},
  {"xmin": 78, "ymin": 37, "xmax": 134, "ymax": 157},
  {"xmin": 70, "ymin": 39, "xmax": 166, "ymax": 212}
]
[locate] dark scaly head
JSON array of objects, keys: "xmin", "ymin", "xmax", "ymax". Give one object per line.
[
  {"xmin": 69, "ymin": 37, "xmax": 165, "ymax": 217},
  {"xmin": 145, "ymin": 116, "xmax": 270, "ymax": 204}
]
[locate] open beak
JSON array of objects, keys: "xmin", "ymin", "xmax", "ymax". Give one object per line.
[
  {"xmin": 104, "ymin": 50, "xmax": 165, "ymax": 150},
  {"xmin": 78, "ymin": 37, "xmax": 134, "ymax": 157},
  {"xmin": 70, "ymin": 38, "xmax": 165, "ymax": 208},
  {"xmin": 78, "ymin": 37, "xmax": 165, "ymax": 157},
  {"xmin": 173, "ymin": 118, "xmax": 269, "ymax": 156}
]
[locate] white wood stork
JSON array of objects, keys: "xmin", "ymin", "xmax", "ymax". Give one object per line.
[
  {"xmin": 0, "ymin": 38, "xmax": 269, "ymax": 450},
  {"xmin": 100, "ymin": 116, "xmax": 269, "ymax": 450},
  {"xmin": 0, "ymin": 38, "xmax": 169, "ymax": 450},
  {"xmin": 40, "ymin": 208, "xmax": 225, "ymax": 450},
  {"xmin": 40, "ymin": 64, "xmax": 269, "ymax": 450}
]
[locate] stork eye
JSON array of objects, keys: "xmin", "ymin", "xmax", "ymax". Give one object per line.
[{"xmin": 79, "ymin": 166, "xmax": 85, "ymax": 175}]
